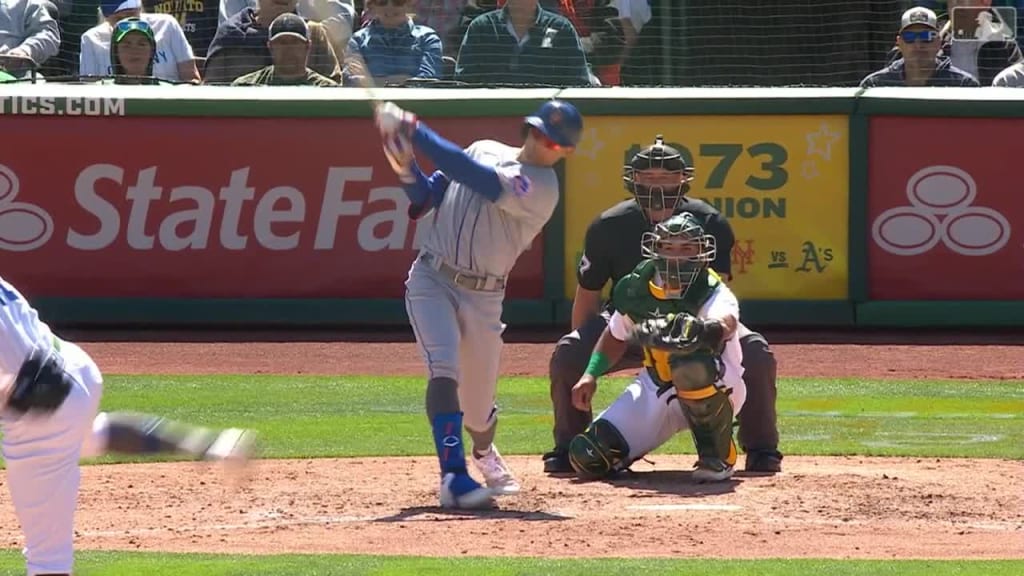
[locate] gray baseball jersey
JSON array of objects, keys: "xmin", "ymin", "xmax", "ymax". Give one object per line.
[
  {"xmin": 420, "ymin": 139, "xmax": 560, "ymax": 277},
  {"xmin": 406, "ymin": 138, "xmax": 560, "ymax": 434}
]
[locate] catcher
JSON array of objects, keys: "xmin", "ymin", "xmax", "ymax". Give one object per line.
[{"xmin": 569, "ymin": 211, "xmax": 746, "ymax": 482}]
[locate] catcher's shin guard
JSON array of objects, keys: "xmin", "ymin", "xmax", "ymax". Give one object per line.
[
  {"xmin": 568, "ymin": 419, "xmax": 630, "ymax": 480},
  {"xmin": 670, "ymin": 353, "xmax": 737, "ymax": 481}
]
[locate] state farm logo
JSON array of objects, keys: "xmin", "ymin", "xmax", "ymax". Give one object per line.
[
  {"xmin": 0, "ymin": 164, "xmax": 450, "ymax": 254},
  {"xmin": 872, "ymin": 165, "xmax": 1011, "ymax": 256},
  {"xmin": 0, "ymin": 164, "xmax": 54, "ymax": 251}
]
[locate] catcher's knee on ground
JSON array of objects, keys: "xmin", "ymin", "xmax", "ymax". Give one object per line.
[
  {"xmin": 567, "ymin": 419, "xmax": 630, "ymax": 480},
  {"xmin": 670, "ymin": 353, "xmax": 737, "ymax": 467}
]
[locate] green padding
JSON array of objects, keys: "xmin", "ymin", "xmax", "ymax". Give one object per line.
[
  {"xmin": 33, "ymin": 298, "xmax": 554, "ymax": 328},
  {"xmin": 556, "ymin": 87, "xmax": 861, "ymax": 115},
  {"xmin": 553, "ymin": 300, "xmax": 854, "ymax": 327},
  {"xmin": 857, "ymin": 88, "xmax": 1024, "ymax": 117},
  {"xmin": 856, "ymin": 301, "xmax": 1024, "ymax": 327},
  {"xmin": 1, "ymin": 85, "xmax": 865, "ymax": 118}
]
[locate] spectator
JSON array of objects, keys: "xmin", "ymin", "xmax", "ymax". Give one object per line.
[
  {"xmin": 618, "ymin": 0, "xmax": 661, "ymax": 86},
  {"xmin": 557, "ymin": 0, "xmax": 627, "ymax": 85},
  {"xmin": 104, "ymin": 16, "xmax": 171, "ymax": 83},
  {"xmin": 343, "ymin": 0, "xmax": 442, "ymax": 85},
  {"xmin": 454, "ymin": 0, "xmax": 591, "ymax": 86},
  {"xmin": 415, "ymin": 0, "xmax": 468, "ymax": 57},
  {"xmin": 205, "ymin": 0, "xmax": 341, "ymax": 83},
  {"xmin": 446, "ymin": 0, "xmax": 559, "ymax": 55},
  {"xmin": 993, "ymin": 54, "xmax": 1024, "ymax": 83},
  {"xmin": 0, "ymin": 0, "xmax": 60, "ymax": 75},
  {"xmin": 232, "ymin": 12, "xmax": 337, "ymax": 84},
  {"xmin": 144, "ymin": 0, "xmax": 221, "ymax": 59},
  {"xmin": 862, "ymin": 6, "xmax": 979, "ymax": 86},
  {"xmin": 892, "ymin": 0, "xmax": 1020, "ymax": 85},
  {"xmin": 219, "ymin": 0, "xmax": 354, "ymax": 50},
  {"xmin": 80, "ymin": 0, "xmax": 201, "ymax": 83}
]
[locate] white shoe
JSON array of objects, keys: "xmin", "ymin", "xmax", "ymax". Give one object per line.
[
  {"xmin": 204, "ymin": 428, "xmax": 257, "ymax": 464},
  {"xmin": 471, "ymin": 445, "xmax": 521, "ymax": 495},
  {"xmin": 439, "ymin": 472, "xmax": 495, "ymax": 509}
]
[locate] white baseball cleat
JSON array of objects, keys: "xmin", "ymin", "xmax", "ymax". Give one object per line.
[
  {"xmin": 439, "ymin": 472, "xmax": 495, "ymax": 509},
  {"xmin": 204, "ymin": 428, "xmax": 257, "ymax": 465},
  {"xmin": 471, "ymin": 445, "xmax": 521, "ymax": 496}
]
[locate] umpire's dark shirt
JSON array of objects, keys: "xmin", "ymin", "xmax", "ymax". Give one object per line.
[
  {"xmin": 577, "ymin": 199, "xmax": 735, "ymax": 312},
  {"xmin": 860, "ymin": 57, "xmax": 980, "ymax": 87}
]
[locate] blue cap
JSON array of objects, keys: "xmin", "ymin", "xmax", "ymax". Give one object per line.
[{"xmin": 524, "ymin": 100, "xmax": 583, "ymax": 148}]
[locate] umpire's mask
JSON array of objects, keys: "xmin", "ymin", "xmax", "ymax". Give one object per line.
[{"xmin": 624, "ymin": 135, "xmax": 695, "ymax": 216}]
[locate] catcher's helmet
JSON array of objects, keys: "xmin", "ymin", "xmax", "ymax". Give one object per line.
[
  {"xmin": 624, "ymin": 135, "xmax": 696, "ymax": 213},
  {"xmin": 641, "ymin": 212, "xmax": 716, "ymax": 298},
  {"xmin": 523, "ymin": 100, "xmax": 583, "ymax": 148}
]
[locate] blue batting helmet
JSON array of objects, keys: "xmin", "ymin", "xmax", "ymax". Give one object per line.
[{"xmin": 523, "ymin": 100, "xmax": 583, "ymax": 148}]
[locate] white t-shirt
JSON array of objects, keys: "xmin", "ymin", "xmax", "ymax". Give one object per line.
[
  {"xmin": 614, "ymin": 0, "xmax": 652, "ymax": 34},
  {"xmin": 79, "ymin": 13, "xmax": 195, "ymax": 82}
]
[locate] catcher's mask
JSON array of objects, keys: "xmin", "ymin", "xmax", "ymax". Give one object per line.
[
  {"xmin": 624, "ymin": 135, "xmax": 695, "ymax": 216},
  {"xmin": 641, "ymin": 212, "xmax": 716, "ymax": 298}
]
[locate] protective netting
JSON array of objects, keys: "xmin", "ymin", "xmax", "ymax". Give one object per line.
[{"xmin": 1, "ymin": 0, "xmax": 1020, "ymax": 87}]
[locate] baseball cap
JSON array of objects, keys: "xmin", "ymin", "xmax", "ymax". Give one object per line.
[
  {"xmin": 900, "ymin": 7, "xmax": 938, "ymax": 31},
  {"xmin": 100, "ymin": 0, "xmax": 141, "ymax": 17},
  {"xmin": 269, "ymin": 13, "xmax": 309, "ymax": 42}
]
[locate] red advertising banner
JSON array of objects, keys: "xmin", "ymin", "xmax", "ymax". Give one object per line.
[
  {"xmin": 868, "ymin": 117, "xmax": 1021, "ymax": 300},
  {"xmin": 0, "ymin": 116, "xmax": 544, "ymax": 299}
]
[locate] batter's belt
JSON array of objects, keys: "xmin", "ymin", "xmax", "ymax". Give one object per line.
[{"xmin": 419, "ymin": 252, "xmax": 507, "ymax": 292}]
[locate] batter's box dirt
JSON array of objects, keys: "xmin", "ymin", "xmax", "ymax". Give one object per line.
[{"xmin": 0, "ymin": 455, "xmax": 1019, "ymax": 559}]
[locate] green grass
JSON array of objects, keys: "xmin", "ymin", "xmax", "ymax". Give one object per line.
[
  {"xmin": 5, "ymin": 375, "xmax": 1021, "ymax": 574},
  {"xmin": 0, "ymin": 551, "xmax": 1018, "ymax": 576},
  {"xmin": 86, "ymin": 375, "xmax": 1024, "ymax": 464}
]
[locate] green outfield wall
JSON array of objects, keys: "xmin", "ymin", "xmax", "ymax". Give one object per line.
[{"xmin": 1, "ymin": 85, "xmax": 1021, "ymax": 328}]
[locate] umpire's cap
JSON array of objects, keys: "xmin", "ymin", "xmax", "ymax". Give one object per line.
[{"xmin": 524, "ymin": 100, "xmax": 583, "ymax": 148}]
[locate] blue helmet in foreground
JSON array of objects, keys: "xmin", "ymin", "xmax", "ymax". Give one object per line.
[{"xmin": 523, "ymin": 100, "xmax": 583, "ymax": 148}]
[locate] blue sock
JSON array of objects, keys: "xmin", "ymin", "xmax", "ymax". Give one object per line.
[{"xmin": 432, "ymin": 412, "xmax": 468, "ymax": 475}]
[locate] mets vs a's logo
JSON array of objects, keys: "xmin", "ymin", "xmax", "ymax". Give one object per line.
[
  {"xmin": 0, "ymin": 164, "xmax": 53, "ymax": 252},
  {"xmin": 872, "ymin": 165, "xmax": 1011, "ymax": 257}
]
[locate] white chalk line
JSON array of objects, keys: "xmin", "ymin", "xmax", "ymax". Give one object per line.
[
  {"xmin": 78, "ymin": 514, "xmax": 378, "ymax": 537},
  {"xmin": 627, "ymin": 504, "xmax": 742, "ymax": 512},
  {"xmin": 76, "ymin": 507, "xmax": 1023, "ymax": 539}
]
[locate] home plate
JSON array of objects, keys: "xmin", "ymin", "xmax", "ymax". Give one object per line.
[{"xmin": 627, "ymin": 504, "xmax": 742, "ymax": 512}]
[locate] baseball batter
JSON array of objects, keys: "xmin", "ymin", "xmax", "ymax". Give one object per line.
[
  {"xmin": 544, "ymin": 136, "xmax": 782, "ymax": 475},
  {"xmin": 568, "ymin": 212, "xmax": 746, "ymax": 482},
  {"xmin": 0, "ymin": 275, "xmax": 256, "ymax": 576},
  {"xmin": 375, "ymin": 99, "xmax": 582, "ymax": 509}
]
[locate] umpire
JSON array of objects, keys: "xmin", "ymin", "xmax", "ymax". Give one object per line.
[{"xmin": 543, "ymin": 135, "xmax": 784, "ymax": 474}]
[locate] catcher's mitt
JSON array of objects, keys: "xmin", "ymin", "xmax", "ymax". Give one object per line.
[{"xmin": 629, "ymin": 313, "xmax": 709, "ymax": 353}]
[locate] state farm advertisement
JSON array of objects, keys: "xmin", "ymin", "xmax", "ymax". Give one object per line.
[
  {"xmin": 0, "ymin": 116, "xmax": 545, "ymax": 299},
  {"xmin": 867, "ymin": 117, "xmax": 1021, "ymax": 300}
]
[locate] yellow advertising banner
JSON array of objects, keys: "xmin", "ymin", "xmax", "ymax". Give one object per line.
[{"xmin": 563, "ymin": 115, "xmax": 849, "ymax": 300}]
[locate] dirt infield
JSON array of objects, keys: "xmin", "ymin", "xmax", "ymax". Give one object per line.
[{"xmin": 0, "ymin": 336, "xmax": 1020, "ymax": 560}]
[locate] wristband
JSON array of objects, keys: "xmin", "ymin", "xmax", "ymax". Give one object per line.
[{"xmin": 585, "ymin": 351, "xmax": 611, "ymax": 377}]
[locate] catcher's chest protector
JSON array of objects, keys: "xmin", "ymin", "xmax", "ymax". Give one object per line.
[{"xmin": 613, "ymin": 268, "xmax": 720, "ymax": 384}]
